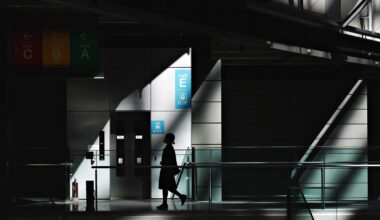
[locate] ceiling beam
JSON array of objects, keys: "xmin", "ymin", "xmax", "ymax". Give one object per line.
[{"xmin": 41, "ymin": 0, "xmax": 380, "ymax": 62}]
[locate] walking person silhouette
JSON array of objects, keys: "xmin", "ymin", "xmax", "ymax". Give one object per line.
[{"xmin": 156, "ymin": 133, "xmax": 187, "ymax": 210}]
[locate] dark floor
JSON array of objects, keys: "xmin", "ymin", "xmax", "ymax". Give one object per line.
[{"xmin": 7, "ymin": 198, "xmax": 380, "ymax": 220}]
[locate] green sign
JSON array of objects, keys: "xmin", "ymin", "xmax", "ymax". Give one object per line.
[{"xmin": 71, "ymin": 30, "xmax": 98, "ymax": 67}]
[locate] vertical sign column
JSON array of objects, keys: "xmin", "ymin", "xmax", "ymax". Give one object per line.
[
  {"xmin": 71, "ymin": 30, "xmax": 99, "ymax": 67},
  {"xmin": 175, "ymin": 69, "xmax": 192, "ymax": 109},
  {"xmin": 116, "ymin": 121, "xmax": 125, "ymax": 177},
  {"xmin": 12, "ymin": 30, "xmax": 42, "ymax": 66},
  {"xmin": 42, "ymin": 29, "xmax": 70, "ymax": 67}
]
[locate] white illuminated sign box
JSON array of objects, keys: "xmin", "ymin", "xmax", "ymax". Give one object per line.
[
  {"xmin": 117, "ymin": 157, "xmax": 124, "ymax": 165},
  {"xmin": 135, "ymin": 135, "xmax": 143, "ymax": 140},
  {"xmin": 117, "ymin": 135, "xmax": 125, "ymax": 140}
]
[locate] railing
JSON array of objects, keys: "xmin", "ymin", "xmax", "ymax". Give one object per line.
[
  {"xmin": 6, "ymin": 161, "xmax": 372, "ymax": 219},
  {"xmin": 292, "ymin": 80, "xmax": 365, "ymax": 182},
  {"xmin": 7, "ymin": 146, "xmax": 378, "ymax": 219},
  {"xmin": 288, "ymin": 186, "xmax": 338, "ymax": 220},
  {"xmin": 90, "ymin": 161, "xmax": 373, "ymax": 216},
  {"xmin": 288, "ymin": 186, "xmax": 315, "ymax": 220},
  {"xmin": 172, "ymin": 146, "xmax": 192, "ymax": 199}
]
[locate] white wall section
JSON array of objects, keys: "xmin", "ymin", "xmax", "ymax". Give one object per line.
[{"xmin": 192, "ymin": 60, "xmax": 222, "ymax": 201}]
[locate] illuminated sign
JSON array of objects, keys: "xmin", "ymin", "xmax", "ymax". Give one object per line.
[
  {"xmin": 151, "ymin": 120, "xmax": 165, "ymax": 134},
  {"xmin": 117, "ymin": 157, "xmax": 124, "ymax": 165},
  {"xmin": 175, "ymin": 69, "xmax": 191, "ymax": 109},
  {"xmin": 71, "ymin": 30, "xmax": 98, "ymax": 67},
  {"xmin": 42, "ymin": 29, "xmax": 70, "ymax": 67},
  {"xmin": 12, "ymin": 30, "xmax": 42, "ymax": 66},
  {"xmin": 12, "ymin": 28, "xmax": 99, "ymax": 71}
]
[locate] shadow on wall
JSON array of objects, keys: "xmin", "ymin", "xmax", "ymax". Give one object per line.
[
  {"xmin": 150, "ymin": 58, "xmax": 221, "ymax": 199},
  {"xmin": 106, "ymin": 48, "xmax": 189, "ymax": 110},
  {"xmin": 69, "ymin": 50, "xmax": 191, "ymax": 199},
  {"xmin": 190, "ymin": 60, "xmax": 222, "ymax": 200},
  {"xmin": 301, "ymin": 85, "xmax": 368, "ymax": 201},
  {"xmin": 301, "ymin": 148, "xmax": 368, "ymax": 202},
  {"xmin": 69, "ymin": 115, "xmax": 110, "ymax": 175},
  {"xmin": 69, "ymin": 48, "xmax": 190, "ymax": 174}
]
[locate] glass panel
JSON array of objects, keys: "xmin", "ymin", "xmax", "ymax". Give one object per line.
[{"xmin": 288, "ymin": 187, "xmax": 314, "ymax": 220}]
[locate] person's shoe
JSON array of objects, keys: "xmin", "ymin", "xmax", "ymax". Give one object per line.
[
  {"xmin": 156, "ymin": 203, "xmax": 168, "ymax": 210},
  {"xmin": 180, "ymin": 195, "xmax": 187, "ymax": 206}
]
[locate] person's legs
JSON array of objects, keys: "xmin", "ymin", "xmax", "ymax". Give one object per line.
[
  {"xmin": 168, "ymin": 189, "xmax": 181, "ymax": 198},
  {"xmin": 157, "ymin": 189, "xmax": 169, "ymax": 210},
  {"xmin": 169, "ymin": 189, "xmax": 187, "ymax": 205},
  {"xmin": 162, "ymin": 189, "xmax": 168, "ymax": 205}
]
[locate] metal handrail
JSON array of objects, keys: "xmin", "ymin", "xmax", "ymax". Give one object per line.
[
  {"xmin": 172, "ymin": 147, "xmax": 191, "ymax": 198},
  {"xmin": 175, "ymin": 147, "xmax": 191, "ymax": 185},
  {"xmin": 287, "ymin": 186, "xmax": 338, "ymax": 220},
  {"xmin": 14, "ymin": 146, "xmax": 380, "ymax": 150},
  {"xmin": 91, "ymin": 161, "xmax": 368, "ymax": 212},
  {"xmin": 287, "ymin": 187, "xmax": 315, "ymax": 220},
  {"xmin": 299, "ymin": 188, "xmax": 314, "ymax": 220},
  {"xmin": 9, "ymin": 160, "xmax": 380, "ymax": 168},
  {"xmin": 91, "ymin": 161, "xmax": 380, "ymax": 169},
  {"xmin": 198, "ymin": 146, "xmax": 372, "ymax": 149},
  {"xmin": 291, "ymin": 80, "xmax": 365, "ymax": 180}
]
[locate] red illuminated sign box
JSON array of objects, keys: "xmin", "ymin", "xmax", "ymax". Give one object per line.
[{"xmin": 12, "ymin": 30, "xmax": 42, "ymax": 66}]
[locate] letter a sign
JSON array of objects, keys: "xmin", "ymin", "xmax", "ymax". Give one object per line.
[{"xmin": 71, "ymin": 30, "xmax": 99, "ymax": 67}]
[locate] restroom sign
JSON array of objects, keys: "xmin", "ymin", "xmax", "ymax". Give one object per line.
[
  {"xmin": 175, "ymin": 69, "xmax": 191, "ymax": 109},
  {"xmin": 151, "ymin": 120, "xmax": 165, "ymax": 134}
]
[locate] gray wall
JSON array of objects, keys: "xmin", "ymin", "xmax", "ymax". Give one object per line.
[
  {"xmin": 67, "ymin": 78, "xmax": 110, "ymax": 199},
  {"xmin": 301, "ymin": 84, "xmax": 368, "ymax": 200},
  {"xmin": 221, "ymin": 65, "xmax": 356, "ymax": 199}
]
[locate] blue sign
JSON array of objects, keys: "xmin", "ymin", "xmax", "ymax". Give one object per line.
[
  {"xmin": 175, "ymin": 69, "xmax": 191, "ymax": 109},
  {"xmin": 151, "ymin": 120, "xmax": 165, "ymax": 134}
]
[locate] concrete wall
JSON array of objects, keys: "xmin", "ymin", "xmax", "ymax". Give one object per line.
[
  {"xmin": 301, "ymin": 84, "xmax": 368, "ymax": 201},
  {"xmin": 67, "ymin": 48, "xmax": 189, "ymax": 199},
  {"xmin": 192, "ymin": 60, "xmax": 222, "ymax": 201},
  {"xmin": 67, "ymin": 78, "xmax": 110, "ymax": 199},
  {"xmin": 221, "ymin": 65, "xmax": 357, "ymax": 199},
  {"xmin": 372, "ymin": 0, "xmax": 380, "ymax": 33},
  {"xmin": 150, "ymin": 53, "xmax": 192, "ymax": 198}
]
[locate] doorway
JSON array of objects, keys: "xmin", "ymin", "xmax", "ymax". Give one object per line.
[{"xmin": 110, "ymin": 112, "xmax": 151, "ymax": 199}]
